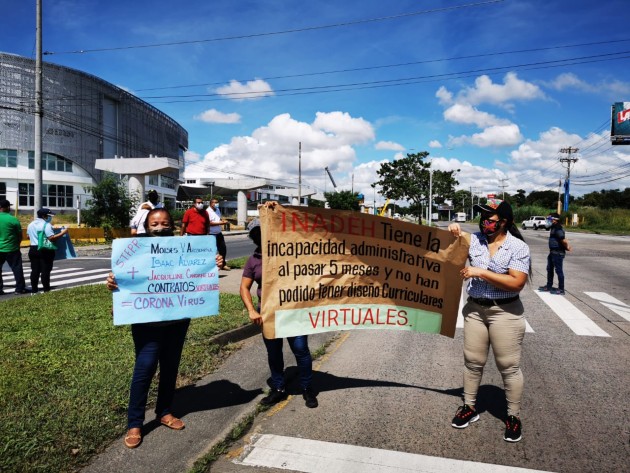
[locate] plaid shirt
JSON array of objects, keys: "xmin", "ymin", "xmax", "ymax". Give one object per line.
[{"xmin": 466, "ymin": 231, "xmax": 530, "ymax": 299}]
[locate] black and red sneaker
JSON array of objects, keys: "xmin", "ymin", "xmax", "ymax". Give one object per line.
[
  {"xmin": 504, "ymin": 415, "xmax": 522, "ymax": 442},
  {"xmin": 451, "ymin": 404, "xmax": 479, "ymax": 428}
]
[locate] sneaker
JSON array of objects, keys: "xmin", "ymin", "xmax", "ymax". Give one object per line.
[
  {"xmin": 504, "ymin": 415, "xmax": 522, "ymax": 442},
  {"xmin": 537, "ymin": 285, "xmax": 551, "ymax": 292},
  {"xmin": 302, "ymin": 388, "xmax": 318, "ymax": 408},
  {"xmin": 260, "ymin": 388, "xmax": 287, "ymax": 406},
  {"xmin": 550, "ymin": 288, "xmax": 565, "ymax": 295},
  {"xmin": 15, "ymin": 289, "xmax": 31, "ymax": 294},
  {"xmin": 451, "ymin": 404, "xmax": 479, "ymax": 428}
]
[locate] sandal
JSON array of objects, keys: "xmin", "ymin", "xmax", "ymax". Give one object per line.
[
  {"xmin": 124, "ymin": 429, "xmax": 142, "ymax": 449},
  {"xmin": 160, "ymin": 415, "xmax": 185, "ymax": 430}
]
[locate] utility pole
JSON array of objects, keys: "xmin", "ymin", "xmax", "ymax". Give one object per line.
[
  {"xmin": 298, "ymin": 142, "xmax": 302, "ymax": 206},
  {"xmin": 34, "ymin": 0, "xmax": 43, "ymax": 214},
  {"xmin": 426, "ymin": 169, "xmax": 434, "ymax": 226},
  {"xmin": 559, "ymin": 146, "xmax": 579, "ymax": 212},
  {"xmin": 498, "ymin": 178, "xmax": 509, "ymax": 199},
  {"xmin": 556, "ymin": 179, "xmax": 562, "ymax": 214}
]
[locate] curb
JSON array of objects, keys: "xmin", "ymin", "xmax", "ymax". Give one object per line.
[{"xmin": 209, "ymin": 323, "xmax": 260, "ymax": 346}]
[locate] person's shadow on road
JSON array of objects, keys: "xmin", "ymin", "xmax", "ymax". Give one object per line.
[{"xmin": 282, "ymin": 367, "xmax": 508, "ymax": 421}]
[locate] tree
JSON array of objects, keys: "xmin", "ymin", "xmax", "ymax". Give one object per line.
[
  {"xmin": 374, "ymin": 151, "xmax": 458, "ymax": 221},
  {"xmin": 324, "ymin": 190, "xmax": 360, "ymax": 211},
  {"xmin": 512, "ymin": 189, "xmax": 527, "ymax": 207},
  {"xmin": 525, "ymin": 190, "xmax": 557, "ymax": 208},
  {"xmin": 82, "ymin": 172, "xmax": 133, "ymax": 229}
]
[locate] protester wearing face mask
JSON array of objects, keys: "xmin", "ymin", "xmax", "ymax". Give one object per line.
[
  {"xmin": 27, "ymin": 208, "xmax": 68, "ymax": 293},
  {"xmin": 106, "ymin": 208, "xmax": 224, "ymax": 449},
  {"xmin": 180, "ymin": 197, "xmax": 210, "ymax": 236},
  {"xmin": 207, "ymin": 198, "xmax": 230, "ymax": 269},
  {"xmin": 447, "ymin": 198, "xmax": 531, "ymax": 443}
]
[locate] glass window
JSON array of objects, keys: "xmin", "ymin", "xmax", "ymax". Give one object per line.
[
  {"xmin": 148, "ymin": 175, "xmax": 159, "ymax": 185},
  {"xmin": 0, "ymin": 149, "xmax": 18, "ymax": 168},
  {"xmin": 0, "ymin": 182, "xmax": 6, "ymax": 201},
  {"xmin": 161, "ymin": 175, "xmax": 175, "ymax": 189},
  {"xmin": 27, "ymin": 152, "xmax": 74, "ymax": 172},
  {"xmin": 18, "ymin": 183, "xmax": 34, "ymax": 207}
]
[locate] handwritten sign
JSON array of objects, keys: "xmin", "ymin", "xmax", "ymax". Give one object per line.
[
  {"xmin": 111, "ymin": 236, "xmax": 219, "ymax": 325},
  {"xmin": 260, "ymin": 205, "xmax": 470, "ymax": 339}
]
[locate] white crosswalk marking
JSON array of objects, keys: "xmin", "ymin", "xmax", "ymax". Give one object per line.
[
  {"xmin": 235, "ymin": 434, "xmax": 554, "ymax": 473},
  {"xmin": 584, "ymin": 292, "xmax": 630, "ymax": 323},
  {"xmin": 2, "ymin": 267, "xmax": 109, "ymax": 290},
  {"xmin": 534, "ymin": 291, "xmax": 609, "ymax": 337}
]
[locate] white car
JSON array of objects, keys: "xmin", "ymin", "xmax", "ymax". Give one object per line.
[{"xmin": 521, "ymin": 216, "xmax": 551, "ymax": 230}]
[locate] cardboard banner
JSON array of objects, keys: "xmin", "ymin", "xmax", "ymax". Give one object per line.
[
  {"xmin": 260, "ymin": 204, "xmax": 470, "ymax": 339},
  {"xmin": 111, "ymin": 236, "xmax": 220, "ymax": 325}
]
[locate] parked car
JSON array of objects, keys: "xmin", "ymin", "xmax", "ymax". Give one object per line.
[{"xmin": 521, "ymin": 216, "xmax": 551, "ymax": 230}]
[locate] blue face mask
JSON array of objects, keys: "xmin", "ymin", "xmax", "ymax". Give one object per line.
[{"xmin": 46, "ymin": 216, "xmax": 52, "ymax": 223}]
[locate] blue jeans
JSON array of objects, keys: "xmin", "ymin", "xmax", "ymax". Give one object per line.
[
  {"xmin": 0, "ymin": 250, "xmax": 26, "ymax": 292},
  {"xmin": 128, "ymin": 319, "xmax": 190, "ymax": 429},
  {"xmin": 546, "ymin": 252, "xmax": 565, "ymax": 290},
  {"xmin": 262, "ymin": 335, "xmax": 313, "ymax": 390}
]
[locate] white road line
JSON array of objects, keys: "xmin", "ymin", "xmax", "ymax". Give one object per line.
[
  {"xmin": 456, "ymin": 293, "xmax": 534, "ymax": 332},
  {"xmin": 235, "ymin": 434, "xmax": 553, "ymax": 473},
  {"xmin": 534, "ymin": 291, "xmax": 609, "ymax": 337},
  {"xmin": 47, "ymin": 272, "xmax": 111, "ymax": 285},
  {"xmin": 584, "ymin": 292, "xmax": 630, "ymax": 323}
]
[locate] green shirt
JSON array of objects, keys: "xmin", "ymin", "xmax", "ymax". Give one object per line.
[{"xmin": 0, "ymin": 212, "xmax": 23, "ymax": 252}]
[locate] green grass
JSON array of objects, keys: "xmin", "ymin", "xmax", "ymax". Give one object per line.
[{"xmin": 0, "ymin": 285, "xmax": 249, "ymax": 473}]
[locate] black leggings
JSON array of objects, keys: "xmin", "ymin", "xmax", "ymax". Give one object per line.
[{"xmin": 28, "ymin": 246, "xmax": 55, "ymax": 292}]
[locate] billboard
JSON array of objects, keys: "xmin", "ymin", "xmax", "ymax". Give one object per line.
[{"xmin": 611, "ymin": 102, "xmax": 630, "ymax": 145}]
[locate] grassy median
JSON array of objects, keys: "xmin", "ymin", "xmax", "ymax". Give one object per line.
[{"xmin": 0, "ymin": 284, "xmax": 250, "ymax": 473}]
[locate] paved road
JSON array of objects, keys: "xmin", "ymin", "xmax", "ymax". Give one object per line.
[{"xmin": 209, "ymin": 226, "xmax": 630, "ymax": 473}]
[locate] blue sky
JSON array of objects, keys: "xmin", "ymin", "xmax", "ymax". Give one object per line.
[{"xmin": 4, "ymin": 0, "xmax": 630, "ymax": 204}]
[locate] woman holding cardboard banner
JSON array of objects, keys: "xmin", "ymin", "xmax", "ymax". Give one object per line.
[
  {"xmin": 106, "ymin": 208, "xmax": 224, "ymax": 449},
  {"xmin": 447, "ymin": 199, "xmax": 530, "ymax": 443},
  {"xmin": 240, "ymin": 218, "xmax": 318, "ymax": 409}
]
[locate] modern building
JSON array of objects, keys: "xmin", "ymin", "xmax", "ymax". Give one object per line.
[{"xmin": 0, "ymin": 52, "xmax": 187, "ymax": 214}]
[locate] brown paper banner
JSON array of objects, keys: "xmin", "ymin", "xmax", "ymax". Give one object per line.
[{"xmin": 260, "ymin": 204, "xmax": 469, "ymax": 339}]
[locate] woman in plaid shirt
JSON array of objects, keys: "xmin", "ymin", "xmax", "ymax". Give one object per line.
[{"xmin": 448, "ymin": 199, "xmax": 530, "ymax": 443}]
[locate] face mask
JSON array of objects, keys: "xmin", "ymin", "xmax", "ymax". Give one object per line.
[
  {"xmin": 46, "ymin": 216, "xmax": 52, "ymax": 223},
  {"xmin": 479, "ymin": 219, "xmax": 502, "ymax": 237},
  {"xmin": 148, "ymin": 227, "xmax": 174, "ymax": 237},
  {"xmin": 195, "ymin": 203, "xmax": 204, "ymax": 210}
]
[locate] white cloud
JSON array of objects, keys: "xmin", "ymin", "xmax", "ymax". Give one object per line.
[
  {"xmin": 194, "ymin": 109, "xmax": 241, "ymax": 124},
  {"xmin": 215, "ymin": 79, "xmax": 274, "ymax": 101},
  {"xmin": 443, "ymin": 103, "xmax": 511, "ymax": 128},
  {"xmin": 429, "ymin": 140, "xmax": 442, "ymax": 148},
  {"xmin": 542, "ymin": 72, "xmax": 630, "ymax": 96},
  {"xmin": 459, "ymin": 72, "xmax": 545, "ymax": 106},
  {"xmin": 375, "ymin": 140, "xmax": 405, "ymax": 151},
  {"xmin": 185, "ymin": 111, "xmax": 374, "ymax": 183},
  {"xmin": 450, "ymin": 124, "xmax": 523, "ymax": 148},
  {"xmin": 436, "ymin": 86, "xmax": 453, "ymax": 106}
]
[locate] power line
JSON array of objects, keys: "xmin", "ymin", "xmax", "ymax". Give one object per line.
[
  {"xmin": 43, "ymin": 1, "xmax": 504, "ymax": 55},
  {"xmin": 136, "ymin": 38, "xmax": 630, "ymax": 92}
]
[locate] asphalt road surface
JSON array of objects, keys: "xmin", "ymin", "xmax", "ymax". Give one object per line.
[{"xmin": 210, "ymin": 225, "xmax": 630, "ymax": 473}]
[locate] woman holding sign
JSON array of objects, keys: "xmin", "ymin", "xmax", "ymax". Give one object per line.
[
  {"xmin": 106, "ymin": 208, "xmax": 224, "ymax": 449},
  {"xmin": 240, "ymin": 218, "xmax": 318, "ymax": 409},
  {"xmin": 447, "ymin": 199, "xmax": 530, "ymax": 443},
  {"xmin": 27, "ymin": 208, "xmax": 69, "ymax": 293}
]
